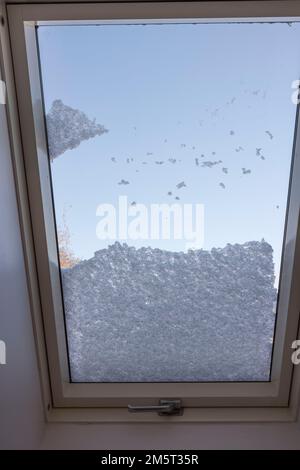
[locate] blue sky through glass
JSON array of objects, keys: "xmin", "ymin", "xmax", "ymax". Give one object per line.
[{"xmin": 37, "ymin": 22, "xmax": 300, "ymax": 285}]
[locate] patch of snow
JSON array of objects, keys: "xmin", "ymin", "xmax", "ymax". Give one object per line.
[
  {"xmin": 46, "ymin": 100, "xmax": 108, "ymax": 160},
  {"xmin": 62, "ymin": 240, "xmax": 277, "ymax": 382}
]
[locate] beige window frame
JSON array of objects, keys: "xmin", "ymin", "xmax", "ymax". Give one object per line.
[{"xmin": 5, "ymin": 1, "xmax": 300, "ymax": 422}]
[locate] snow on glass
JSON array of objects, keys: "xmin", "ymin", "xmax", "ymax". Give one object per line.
[
  {"xmin": 46, "ymin": 100, "xmax": 108, "ymax": 160},
  {"xmin": 37, "ymin": 21, "xmax": 300, "ymax": 382},
  {"xmin": 62, "ymin": 240, "xmax": 276, "ymax": 382}
]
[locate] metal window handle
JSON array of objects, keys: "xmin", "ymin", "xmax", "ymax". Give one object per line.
[{"xmin": 128, "ymin": 399, "xmax": 183, "ymax": 416}]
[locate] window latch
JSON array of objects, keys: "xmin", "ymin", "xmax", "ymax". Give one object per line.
[{"xmin": 128, "ymin": 399, "xmax": 183, "ymax": 416}]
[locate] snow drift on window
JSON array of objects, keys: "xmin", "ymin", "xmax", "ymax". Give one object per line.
[{"xmin": 62, "ymin": 240, "xmax": 277, "ymax": 382}]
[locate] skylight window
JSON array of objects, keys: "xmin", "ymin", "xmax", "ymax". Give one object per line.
[
  {"xmin": 37, "ymin": 21, "xmax": 296, "ymax": 382},
  {"xmin": 8, "ymin": 1, "xmax": 300, "ymax": 419}
]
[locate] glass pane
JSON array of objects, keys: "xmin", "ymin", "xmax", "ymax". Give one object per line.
[{"xmin": 37, "ymin": 21, "xmax": 300, "ymax": 382}]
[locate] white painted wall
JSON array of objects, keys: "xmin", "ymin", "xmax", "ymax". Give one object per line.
[
  {"xmin": 0, "ymin": 0, "xmax": 300, "ymax": 450},
  {"xmin": 0, "ymin": 11, "xmax": 45, "ymax": 447}
]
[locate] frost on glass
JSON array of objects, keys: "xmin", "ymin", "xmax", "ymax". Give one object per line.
[{"xmin": 37, "ymin": 21, "xmax": 300, "ymax": 382}]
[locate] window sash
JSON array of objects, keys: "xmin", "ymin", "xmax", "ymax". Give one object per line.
[{"xmin": 6, "ymin": 1, "xmax": 300, "ymax": 414}]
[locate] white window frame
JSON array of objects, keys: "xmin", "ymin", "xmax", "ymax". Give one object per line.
[{"xmin": 5, "ymin": 1, "xmax": 300, "ymax": 422}]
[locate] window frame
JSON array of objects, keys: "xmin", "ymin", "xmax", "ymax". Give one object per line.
[{"xmin": 5, "ymin": 1, "xmax": 300, "ymax": 422}]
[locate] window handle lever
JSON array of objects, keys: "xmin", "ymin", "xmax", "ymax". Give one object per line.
[{"xmin": 128, "ymin": 399, "xmax": 183, "ymax": 416}]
